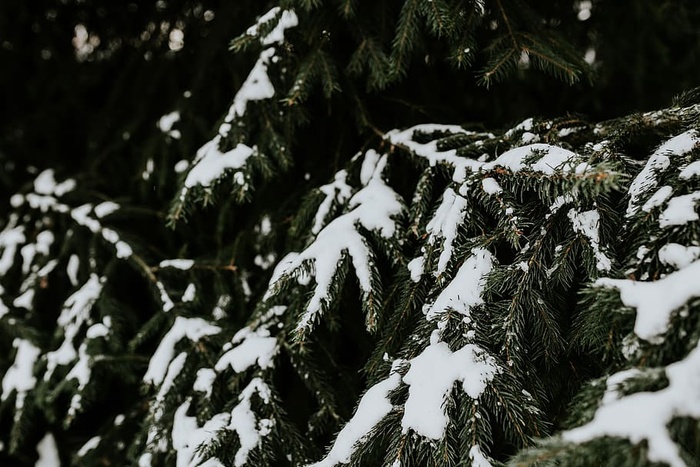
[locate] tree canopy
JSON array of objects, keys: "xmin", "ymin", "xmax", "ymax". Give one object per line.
[{"xmin": 1, "ymin": 1, "xmax": 700, "ymax": 466}]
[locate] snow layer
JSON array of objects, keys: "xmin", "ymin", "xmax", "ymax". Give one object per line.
[
  {"xmin": 679, "ymin": 160, "xmax": 700, "ymax": 179},
  {"xmin": 312, "ymin": 170, "xmax": 353, "ymax": 235},
  {"xmin": 94, "ymin": 201, "xmax": 120, "ymax": 218},
  {"xmin": 182, "ymin": 283, "xmax": 196, "ymax": 303},
  {"xmin": 245, "ymin": 8, "xmax": 298, "ymax": 46},
  {"xmin": 221, "ymin": 50, "xmax": 276, "ymax": 126},
  {"xmin": 183, "ymin": 142, "xmax": 255, "ymax": 191},
  {"xmin": 386, "ymin": 124, "xmax": 484, "ymax": 182},
  {"xmin": 77, "ymin": 436, "xmax": 101, "ymax": 457},
  {"xmin": 481, "ymin": 178, "xmax": 502, "ymax": 195},
  {"xmin": 33, "ymin": 169, "xmax": 76, "ymax": 197},
  {"xmin": 67, "ymin": 254, "xmax": 80, "ymax": 286},
  {"xmin": 482, "ymin": 144, "xmax": 586, "ymax": 175},
  {"xmin": 308, "ymin": 245, "xmax": 498, "ymax": 465},
  {"xmin": 1, "ymin": 339, "xmax": 41, "ymax": 412},
  {"xmin": 626, "ymin": 129, "xmax": 699, "ymax": 217},
  {"xmin": 567, "ymin": 208, "xmax": 612, "ymax": 271},
  {"xmin": 65, "ymin": 343, "xmax": 93, "ymax": 416},
  {"xmin": 227, "ymin": 378, "xmax": 273, "ymax": 467},
  {"xmin": 144, "ymin": 317, "xmax": 221, "ymax": 386},
  {"xmin": 426, "ymin": 188, "xmax": 469, "ymax": 276},
  {"xmin": 424, "ymin": 248, "xmax": 494, "ymax": 322},
  {"xmin": 563, "ymin": 342, "xmax": 700, "ymax": 467},
  {"xmin": 215, "ymin": 328, "xmax": 277, "ymax": 373},
  {"xmin": 154, "ymin": 352, "xmax": 187, "ymax": 410},
  {"xmin": 641, "ymin": 186, "xmax": 673, "ymax": 212},
  {"xmin": 0, "ymin": 224, "xmax": 25, "ymax": 275},
  {"xmin": 172, "ymin": 399, "xmax": 229, "ymax": 467},
  {"xmin": 407, "ymin": 256, "xmax": 425, "ymax": 282},
  {"xmin": 596, "ymin": 259, "xmax": 700, "ymax": 342},
  {"xmin": 158, "ymin": 111, "xmax": 181, "ymax": 139},
  {"xmin": 310, "ymin": 370, "xmax": 402, "ymax": 466},
  {"xmin": 401, "ymin": 337, "xmax": 499, "ymax": 439},
  {"xmin": 270, "ymin": 152, "xmax": 403, "ymax": 332},
  {"xmin": 468, "ymin": 445, "xmax": 493, "ymax": 467},
  {"xmin": 159, "ymin": 259, "xmax": 195, "ymax": 270},
  {"xmin": 658, "ymin": 243, "xmax": 700, "ymax": 269},
  {"xmin": 193, "ymin": 368, "xmax": 216, "ymax": 397},
  {"xmin": 35, "ymin": 433, "xmax": 60, "ymax": 467},
  {"xmin": 45, "ymin": 274, "xmax": 104, "ymax": 382},
  {"xmin": 658, "ymin": 192, "xmax": 700, "ymax": 227}
]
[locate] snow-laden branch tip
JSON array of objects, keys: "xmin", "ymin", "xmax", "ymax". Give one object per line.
[
  {"xmin": 266, "ymin": 151, "xmax": 404, "ymax": 334},
  {"xmin": 563, "ymin": 342, "xmax": 700, "ymax": 467},
  {"xmin": 144, "ymin": 317, "xmax": 221, "ymax": 386}
]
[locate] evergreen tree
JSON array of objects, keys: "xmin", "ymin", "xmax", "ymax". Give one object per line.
[{"xmin": 1, "ymin": 1, "xmax": 700, "ymax": 466}]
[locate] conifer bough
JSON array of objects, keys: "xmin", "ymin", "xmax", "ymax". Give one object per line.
[{"xmin": 2, "ymin": 2, "xmax": 700, "ymax": 467}]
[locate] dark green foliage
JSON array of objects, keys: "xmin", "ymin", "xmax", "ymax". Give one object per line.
[{"xmin": 2, "ymin": 1, "xmax": 700, "ymax": 466}]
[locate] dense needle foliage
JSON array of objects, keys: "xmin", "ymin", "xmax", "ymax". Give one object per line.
[{"xmin": 1, "ymin": 1, "xmax": 700, "ymax": 466}]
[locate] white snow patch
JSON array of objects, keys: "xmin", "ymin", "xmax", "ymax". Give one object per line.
[
  {"xmin": 505, "ymin": 118, "xmax": 534, "ymax": 137},
  {"xmin": 679, "ymin": 160, "xmax": 700, "ymax": 180},
  {"xmin": 481, "ymin": 178, "xmax": 502, "ymax": 195},
  {"xmin": 567, "ymin": 208, "xmax": 612, "ymax": 271},
  {"xmin": 641, "ymin": 186, "xmax": 673, "ymax": 212},
  {"xmin": 153, "ymin": 352, "xmax": 187, "ymax": 411},
  {"xmin": 71, "ymin": 204, "xmax": 101, "ymax": 233},
  {"xmin": 174, "ymin": 160, "xmax": 189, "ymax": 173},
  {"xmin": 407, "ymin": 256, "xmax": 425, "ymax": 283},
  {"xmin": 424, "ymin": 248, "xmax": 494, "ymax": 322},
  {"xmin": 94, "ymin": 201, "xmax": 119, "ymax": 218},
  {"xmin": 172, "ymin": 399, "xmax": 230, "ymax": 467},
  {"xmin": 67, "ymin": 254, "xmax": 80, "ymax": 286},
  {"xmin": 220, "ymin": 50, "xmax": 276, "ymax": 129},
  {"xmin": 596, "ymin": 259, "xmax": 700, "ymax": 342},
  {"xmin": 34, "ymin": 169, "xmax": 75, "ymax": 197},
  {"xmin": 13, "ymin": 289, "xmax": 35, "ymax": 309},
  {"xmin": 156, "ymin": 281, "xmax": 175, "ymax": 312},
  {"xmin": 312, "ymin": 170, "xmax": 353, "ymax": 235},
  {"xmin": 258, "ymin": 215, "xmax": 272, "ymax": 236},
  {"xmin": 658, "ymin": 192, "xmax": 700, "ymax": 227},
  {"xmin": 215, "ymin": 328, "xmax": 277, "ymax": 373},
  {"xmin": 159, "ymin": 259, "xmax": 195, "ymax": 270},
  {"xmin": 482, "ymin": 144, "xmax": 585, "ymax": 175},
  {"xmin": 310, "ymin": 370, "xmax": 402, "ymax": 466},
  {"xmin": 563, "ymin": 343, "xmax": 700, "ymax": 467},
  {"xmin": 0, "ymin": 225, "xmax": 26, "ymax": 275},
  {"xmin": 254, "ymin": 253, "xmax": 276, "ymax": 270},
  {"xmin": 468, "ymin": 445, "xmax": 493, "ymax": 467},
  {"xmin": 246, "ymin": 7, "xmax": 298, "ymax": 46},
  {"xmin": 144, "ymin": 317, "xmax": 221, "ymax": 386},
  {"xmin": 270, "ymin": 153, "xmax": 403, "ymax": 332},
  {"xmin": 86, "ymin": 316, "xmax": 111, "ymax": 339},
  {"xmin": 35, "ymin": 433, "xmax": 60, "ymax": 467},
  {"xmin": 658, "ymin": 243, "xmax": 700, "ymax": 270},
  {"xmin": 601, "ymin": 368, "xmax": 643, "ymax": 405},
  {"xmin": 426, "ymin": 188, "xmax": 468, "ymax": 276},
  {"xmin": 193, "ymin": 368, "xmax": 216, "ymax": 398},
  {"xmin": 183, "ymin": 142, "xmax": 255, "ymax": 192},
  {"xmin": 386, "ymin": 124, "xmax": 483, "ymax": 183},
  {"xmin": 401, "ymin": 337, "xmax": 499, "ymax": 439},
  {"xmin": 360, "ymin": 149, "xmax": 382, "ymax": 185},
  {"xmin": 182, "ymin": 283, "xmax": 196, "ymax": 303},
  {"xmin": 77, "ymin": 436, "xmax": 101, "ymax": 457},
  {"xmin": 158, "ymin": 111, "xmax": 181, "ymax": 139},
  {"xmin": 1, "ymin": 339, "xmax": 41, "ymax": 412},
  {"xmin": 626, "ymin": 130, "xmax": 699, "ymax": 217},
  {"xmin": 227, "ymin": 378, "xmax": 274, "ymax": 466},
  {"xmin": 65, "ymin": 343, "xmax": 92, "ymax": 416},
  {"xmin": 45, "ymin": 274, "xmax": 104, "ymax": 382}
]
